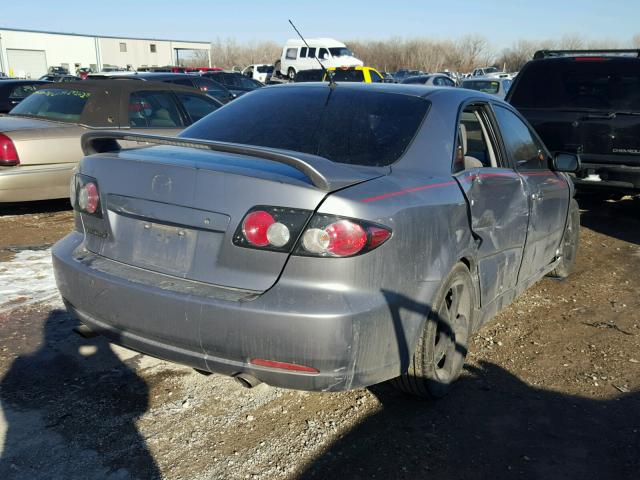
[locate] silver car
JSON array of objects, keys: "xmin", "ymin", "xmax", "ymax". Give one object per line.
[
  {"xmin": 53, "ymin": 83, "xmax": 580, "ymax": 398},
  {"xmin": 462, "ymin": 76, "xmax": 513, "ymax": 99},
  {"xmin": 401, "ymin": 74, "xmax": 456, "ymax": 87}
]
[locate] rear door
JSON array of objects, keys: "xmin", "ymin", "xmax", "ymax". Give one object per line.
[
  {"xmin": 492, "ymin": 105, "xmax": 569, "ymax": 283},
  {"xmin": 453, "ymin": 103, "xmax": 529, "ymax": 306}
]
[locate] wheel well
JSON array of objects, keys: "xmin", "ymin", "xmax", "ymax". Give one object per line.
[{"xmin": 459, "ymin": 257, "xmax": 472, "ymax": 272}]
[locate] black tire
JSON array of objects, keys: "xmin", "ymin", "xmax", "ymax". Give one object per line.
[
  {"xmin": 392, "ymin": 263, "xmax": 474, "ymax": 399},
  {"xmin": 549, "ymin": 198, "xmax": 580, "ymax": 279},
  {"xmin": 287, "ymin": 67, "xmax": 296, "ymax": 80}
]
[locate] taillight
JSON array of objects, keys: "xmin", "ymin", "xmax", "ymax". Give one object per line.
[
  {"xmin": 71, "ymin": 174, "xmax": 102, "ymax": 217},
  {"xmin": 296, "ymin": 214, "xmax": 391, "ymax": 258},
  {"xmin": 233, "ymin": 207, "xmax": 392, "ymax": 257},
  {"xmin": 233, "ymin": 206, "xmax": 312, "ymax": 252},
  {"xmin": 0, "ymin": 133, "xmax": 19, "ymax": 166}
]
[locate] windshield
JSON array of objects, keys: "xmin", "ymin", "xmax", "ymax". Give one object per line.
[
  {"xmin": 329, "ymin": 47, "xmax": 353, "ymax": 57},
  {"xmin": 10, "ymin": 88, "xmax": 91, "ymax": 122},
  {"xmin": 509, "ymin": 59, "xmax": 640, "ymax": 111},
  {"xmin": 181, "ymin": 87, "xmax": 429, "ymax": 167},
  {"xmin": 484, "ymin": 67, "xmax": 499, "ymax": 74},
  {"xmin": 462, "ymin": 80, "xmax": 500, "ymax": 94}
]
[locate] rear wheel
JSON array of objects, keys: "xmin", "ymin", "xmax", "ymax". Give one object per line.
[
  {"xmin": 549, "ymin": 198, "xmax": 580, "ymax": 279},
  {"xmin": 392, "ymin": 263, "xmax": 474, "ymax": 399},
  {"xmin": 287, "ymin": 67, "xmax": 296, "ymax": 80}
]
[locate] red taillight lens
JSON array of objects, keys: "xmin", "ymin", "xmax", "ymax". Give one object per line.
[
  {"xmin": 250, "ymin": 358, "xmax": 319, "ymax": 374},
  {"xmin": 72, "ymin": 174, "xmax": 102, "ymax": 217},
  {"xmin": 234, "ymin": 206, "xmax": 311, "ymax": 252},
  {"xmin": 0, "ymin": 133, "xmax": 19, "ymax": 166},
  {"xmin": 297, "ymin": 214, "xmax": 392, "ymax": 258},
  {"xmin": 325, "ymin": 220, "xmax": 367, "ymax": 256},
  {"xmin": 79, "ymin": 182, "xmax": 100, "ymax": 214},
  {"xmin": 242, "ymin": 210, "xmax": 275, "ymax": 246}
]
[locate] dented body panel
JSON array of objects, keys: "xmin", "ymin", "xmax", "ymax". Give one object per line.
[{"xmin": 52, "ymin": 84, "xmax": 574, "ymax": 391}]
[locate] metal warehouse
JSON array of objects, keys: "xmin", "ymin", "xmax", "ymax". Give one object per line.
[{"xmin": 0, "ymin": 27, "xmax": 211, "ymax": 78}]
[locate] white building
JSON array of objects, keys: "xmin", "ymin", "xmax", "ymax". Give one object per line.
[{"xmin": 0, "ymin": 27, "xmax": 211, "ymax": 78}]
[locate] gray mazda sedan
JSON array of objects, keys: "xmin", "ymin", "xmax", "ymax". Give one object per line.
[{"xmin": 53, "ymin": 83, "xmax": 580, "ymax": 398}]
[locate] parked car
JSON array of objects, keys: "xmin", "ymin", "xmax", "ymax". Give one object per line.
[
  {"xmin": 507, "ymin": 49, "xmax": 640, "ymax": 194},
  {"xmin": 325, "ymin": 66, "xmax": 384, "ymax": 83},
  {"xmin": 280, "ymin": 38, "xmax": 363, "ymax": 80},
  {"xmin": 52, "ymin": 83, "xmax": 580, "ymax": 399},
  {"xmin": 0, "ymin": 80, "xmax": 50, "ymax": 113},
  {"xmin": 461, "ymin": 77, "xmax": 512, "ymax": 98},
  {"xmin": 393, "ymin": 70, "xmax": 425, "ymax": 83},
  {"xmin": 0, "ymin": 80, "xmax": 221, "ymax": 202},
  {"xmin": 97, "ymin": 72, "xmax": 235, "ymax": 104},
  {"xmin": 242, "ymin": 64, "xmax": 274, "ymax": 83},
  {"xmin": 401, "ymin": 74, "xmax": 456, "ymax": 87},
  {"xmin": 380, "ymin": 72, "xmax": 395, "ymax": 83},
  {"xmin": 48, "ymin": 66, "xmax": 69, "ymax": 76},
  {"xmin": 201, "ymin": 71, "xmax": 263, "ymax": 97},
  {"xmin": 471, "ymin": 67, "xmax": 511, "ymax": 78},
  {"xmin": 39, "ymin": 74, "xmax": 82, "ymax": 83}
]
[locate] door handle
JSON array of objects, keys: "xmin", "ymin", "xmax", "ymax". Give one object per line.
[{"xmin": 531, "ymin": 192, "xmax": 544, "ymax": 201}]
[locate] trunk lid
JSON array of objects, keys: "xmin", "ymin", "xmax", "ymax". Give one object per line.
[{"xmin": 80, "ymin": 144, "xmax": 383, "ymax": 292}]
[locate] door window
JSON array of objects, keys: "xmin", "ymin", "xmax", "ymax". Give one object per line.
[
  {"xmin": 308, "ymin": 47, "xmax": 317, "ymax": 58},
  {"xmin": 128, "ymin": 91, "xmax": 183, "ymax": 128},
  {"xmin": 175, "ymin": 93, "xmax": 219, "ymax": 123},
  {"xmin": 493, "ymin": 106, "xmax": 546, "ymax": 171},
  {"xmin": 369, "ymin": 70, "xmax": 383, "ymax": 83},
  {"xmin": 453, "ymin": 105, "xmax": 498, "ymax": 173},
  {"xmin": 300, "ymin": 47, "xmax": 308, "ymax": 58},
  {"xmin": 318, "ymin": 48, "xmax": 329, "ymax": 60}
]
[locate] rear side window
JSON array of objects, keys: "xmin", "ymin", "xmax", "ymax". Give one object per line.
[
  {"xmin": 331, "ymin": 69, "xmax": 365, "ymax": 82},
  {"xmin": 403, "ymin": 77, "xmax": 427, "ymax": 85},
  {"xmin": 181, "ymin": 87, "xmax": 429, "ymax": 167},
  {"xmin": 509, "ymin": 59, "xmax": 640, "ymax": 111},
  {"xmin": 176, "ymin": 93, "xmax": 219, "ymax": 123},
  {"xmin": 369, "ymin": 70, "xmax": 383, "ymax": 83},
  {"xmin": 10, "ymin": 88, "xmax": 90, "ymax": 122},
  {"xmin": 128, "ymin": 91, "xmax": 183, "ymax": 128},
  {"xmin": 494, "ymin": 106, "xmax": 546, "ymax": 170}
]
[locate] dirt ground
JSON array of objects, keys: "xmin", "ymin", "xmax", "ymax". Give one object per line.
[{"xmin": 0, "ymin": 195, "xmax": 638, "ymax": 480}]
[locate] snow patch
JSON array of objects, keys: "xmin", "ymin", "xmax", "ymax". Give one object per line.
[{"xmin": 0, "ymin": 248, "xmax": 62, "ymax": 314}]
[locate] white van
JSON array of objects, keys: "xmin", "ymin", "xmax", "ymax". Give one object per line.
[{"xmin": 279, "ymin": 38, "xmax": 363, "ymax": 79}]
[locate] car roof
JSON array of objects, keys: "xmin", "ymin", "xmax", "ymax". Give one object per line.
[
  {"xmin": 106, "ymin": 72, "xmax": 199, "ymax": 81},
  {"xmin": 35, "ymin": 79, "xmax": 204, "ymax": 94},
  {"xmin": 531, "ymin": 55, "xmax": 640, "ymax": 64},
  {"xmin": 0, "ymin": 79, "xmax": 49, "ymax": 84},
  {"xmin": 265, "ymin": 81, "xmax": 498, "ymax": 102}
]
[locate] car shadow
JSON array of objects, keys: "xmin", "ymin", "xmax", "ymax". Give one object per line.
[
  {"xmin": 297, "ymin": 286, "xmax": 640, "ymax": 479},
  {"xmin": 0, "ymin": 199, "xmax": 71, "ymax": 217},
  {"xmin": 0, "ymin": 309, "xmax": 160, "ymax": 479},
  {"xmin": 577, "ymin": 193, "xmax": 640, "ymax": 245},
  {"xmin": 297, "ymin": 362, "xmax": 640, "ymax": 479}
]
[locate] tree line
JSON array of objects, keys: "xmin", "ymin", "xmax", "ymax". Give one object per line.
[{"xmin": 200, "ymin": 33, "xmax": 640, "ymax": 73}]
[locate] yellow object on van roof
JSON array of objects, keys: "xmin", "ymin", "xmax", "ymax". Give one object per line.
[{"xmin": 324, "ymin": 66, "xmax": 384, "ymax": 83}]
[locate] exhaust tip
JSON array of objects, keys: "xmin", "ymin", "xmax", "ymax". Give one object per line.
[
  {"xmin": 73, "ymin": 324, "xmax": 99, "ymax": 339},
  {"xmin": 233, "ymin": 373, "xmax": 262, "ymax": 389}
]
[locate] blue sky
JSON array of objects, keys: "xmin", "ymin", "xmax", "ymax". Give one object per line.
[{"xmin": 1, "ymin": 0, "xmax": 638, "ymax": 48}]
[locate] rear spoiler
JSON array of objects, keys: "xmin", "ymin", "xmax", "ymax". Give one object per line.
[
  {"xmin": 534, "ymin": 49, "xmax": 640, "ymax": 60},
  {"xmin": 81, "ymin": 131, "xmax": 333, "ymax": 191}
]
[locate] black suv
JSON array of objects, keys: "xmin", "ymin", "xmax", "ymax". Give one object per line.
[{"xmin": 507, "ymin": 49, "xmax": 640, "ymax": 193}]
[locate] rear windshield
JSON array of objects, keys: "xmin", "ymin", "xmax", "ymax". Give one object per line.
[
  {"xmin": 181, "ymin": 86, "xmax": 429, "ymax": 167},
  {"xmin": 10, "ymin": 88, "xmax": 90, "ymax": 122},
  {"xmin": 509, "ymin": 59, "xmax": 640, "ymax": 111},
  {"xmin": 256, "ymin": 66, "xmax": 274, "ymax": 73},
  {"xmin": 330, "ymin": 69, "xmax": 365, "ymax": 82},
  {"xmin": 462, "ymin": 80, "xmax": 500, "ymax": 94}
]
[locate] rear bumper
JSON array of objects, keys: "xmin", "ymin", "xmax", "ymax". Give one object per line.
[
  {"xmin": 0, "ymin": 163, "xmax": 75, "ymax": 202},
  {"xmin": 575, "ymin": 162, "xmax": 640, "ymax": 192},
  {"xmin": 53, "ymin": 232, "xmax": 424, "ymax": 391}
]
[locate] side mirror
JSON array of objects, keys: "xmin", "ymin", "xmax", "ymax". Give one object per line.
[{"xmin": 550, "ymin": 152, "xmax": 580, "ymax": 173}]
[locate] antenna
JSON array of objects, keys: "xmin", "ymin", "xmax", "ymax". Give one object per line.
[{"xmin": 288, "ymin": 19, "xmax": 335, "ymax": 87}]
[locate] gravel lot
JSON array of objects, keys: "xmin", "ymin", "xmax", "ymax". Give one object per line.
[{"xmin": 0, "ymin": 195, "xmax": 638, "ymax": 480}]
